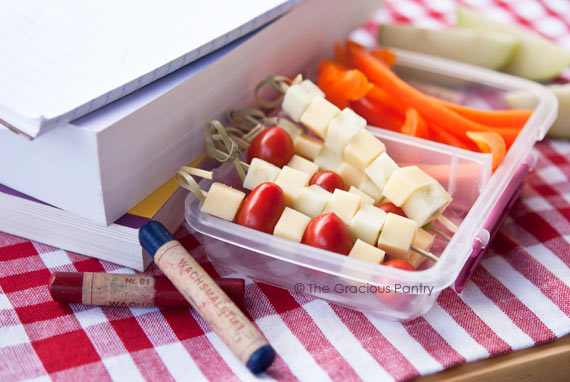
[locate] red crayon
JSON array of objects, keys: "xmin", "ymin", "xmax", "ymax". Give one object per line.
[{"xmin": 49, "ymin": 272, "xmax": 245, "ymax": 310}]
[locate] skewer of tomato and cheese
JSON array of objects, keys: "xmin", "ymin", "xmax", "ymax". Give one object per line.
[
  {"xmin": 175, "ymin": 75, "xmax": 457, "ymax": 269},
  {"xmin": 279, "ymin": 77, "xmax": 456, "ymax": 231}
]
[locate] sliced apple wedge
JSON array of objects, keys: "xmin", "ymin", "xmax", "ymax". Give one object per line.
[
  {"xmin": 378, "ymin": 23, "xmax": 517, "ymax": 70},
  {"xmin": 503, "ymin": 91, "xmax": 538, "ymax": 110},
  {"xmin": 457, "ymin": 7, "xmax": 570, "ymax": 81},
  {"xmin": 505, "ymin": 84, "xmax": 570, "ymax": 139}
]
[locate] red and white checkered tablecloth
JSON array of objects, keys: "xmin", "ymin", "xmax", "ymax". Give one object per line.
[{"xmin": 2, "ymin": 1, "xmax": 570, "ymax": 381}]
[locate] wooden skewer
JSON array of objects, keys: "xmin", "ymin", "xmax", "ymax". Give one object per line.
[
  {"xmin": 426, "ymin": 224, "xmax": 452, "ymax": 241},
  {"xmin": 435, "ymin": 213, "xmax": 458, "ymax": 233},
  {"xmin": 411, "ymin": 245, "xmax": 439, "ymax": 262},
  {"xmin": 176, "ymin": 167, "xmax": 214, "ymax": 204},
  {"xmin": 204, "ymin": 120, "xmax": 249, "ymax": 182},
  {"xmin": 179, "ymin": 166, "xmax": 213, "ymax": 180},
  {"xmin": 254, "ymin": 75, "xmax": 291, "ymax": 109}
]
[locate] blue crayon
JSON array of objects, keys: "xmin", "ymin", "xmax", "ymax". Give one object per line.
[{"xmin": 139, "ymin": 221, "xmax": 275, "ymax": 374}]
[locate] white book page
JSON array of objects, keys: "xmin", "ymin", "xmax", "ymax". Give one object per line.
[{"xmin": 0, "ymin": 0, "xmax": 295, "ymax": 133}]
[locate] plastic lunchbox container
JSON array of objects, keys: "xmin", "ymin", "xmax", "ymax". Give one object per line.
[{"xmin": 185, "ymin": 48, "xmax": 558, "ymax": 321}]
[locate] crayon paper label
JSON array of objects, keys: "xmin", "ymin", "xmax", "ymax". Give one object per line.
[
  {"xmin": 82, "ymin": 273, "xmax": 156, "ymax": 308},
  {"xmin": 155, "ymin": 241, "xmax": 268, "ymax": 363}
]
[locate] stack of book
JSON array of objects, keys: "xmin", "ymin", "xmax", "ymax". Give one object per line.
[{"xmin": 0, "ymin": 0, "xmax": 379, "ymax": 270}]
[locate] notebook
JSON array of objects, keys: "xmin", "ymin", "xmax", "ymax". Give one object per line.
[
  {"xmin": 0, "ymin": 0, "xmax": 298, "ymax": 138},
  {"xmin": 0, "ymin": 29, "xmax": 259, "ymax": 226}
]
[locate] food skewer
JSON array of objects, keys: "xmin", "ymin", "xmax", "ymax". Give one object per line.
[
  {"xmin": 175, "ymin": 167, "xmax": 211, "ymax": 203},
  {"xmin": 435, "ymin": 214, "xmax": 459, "ymax": 233},
  {"xmin": 424, "ymin": 223, "xmax": 453, "ymax": 241},
  {"xmin": 175, "ymin": 119, "xmax": 440, "ymax": 263},
  {"xmin": 204, "ymin": 120, "xmax": 250, "ymax": 181},
  {"xmin": 410, "ymin": 245, "xmax": 439, "ymax": 263},
  {"xmin": 174, "ymin": 68, "xmax": 466, "ymax": 265},
  {"xmin": 254, "ymin": 74, "xmax": 458, "ymax": 234}
]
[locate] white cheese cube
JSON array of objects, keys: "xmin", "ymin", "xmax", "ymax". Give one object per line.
[
  {"xmin": 348, "ymin": 204, "xmax": 387, "ymax": 245},
  {"xmin": 414, "ymin": 227, "xmax": 436, "ymax": 251},
  {"xmin": 201, "ymin": 182, "xmax": 245, "ymax": 221},
  {"xmin": 338, "ymin": 162, "xmax": 365, "ymax": 188},
  {"xmin": 348, "ymin": 186, "xmax": 375, "ymax": 205},
  {"xmin": 401, "ymin": 182, "xmax": 452, "ymax": 226},
  {"xmin": 382, "ymin": 166, "xmax": 436, "ymax": 207},
  {"xmin": 324, "ymin": 108, "xmax": 366, "ymax": 155},
  {"xmin": 314, "ymin": 147, "xmax": 343, "ymax": 172},
  {"xmin": 300, "ymin": 96, "xmax": 341, "ymax": 138},
  {"xmin": 243, "ymin": 158, "xmax": 281, "ymax": 191},
  {"xmin": 287, "ymin": 155, "xmax": 319, "ymax": 178},
  {"xmin": 275, "ymin": 166, "xmax": 310, "ymax": 207},
  {"xmin": 407, "ymin": 252, "xmax": 425, "ymax": 270},
  {"xmin": 406, "ymin": 228, "xmax": 435, "ymax": 269},
  {"xmin": 349, "ymin": 239, "xmax": 386, "ymax": 264},
  {"xmin": 377, "ymin": 213, "xmax": 417, "ymax": 259},
  {"xmin": 344, "ymin": 130, "xmax": 386, "ymax": 171},
  {"xmin": 323, "ymin": 189, "xmax": 362, "ymax": 225},
  {"xmin": 300, "ymin": 79, "xmax": 323, "ymax": 94},
  {"xmin": 282, "ymin": 80, "xmax": 325, "ymax": 122},
  {"xmin": 358, "ymin": 177, "xmax": 383, "ymax": 202},
  {"xmin": 294, "ymin": 185, "xmax": 332, "ymax": 219},
  {"xmin": 364, "ymin": 152, "xmax": 399, "ymax": 192},
  {"xmin": 277, "ymin": 118, "xmax": 303, "ymax": 140},
  {"xmin": 273, "ymin": 207, "xmax": 311, "ymax": 243},
  {"xmin": 294, "ymin": 134, "xmax": 324, "ymax": 161}
]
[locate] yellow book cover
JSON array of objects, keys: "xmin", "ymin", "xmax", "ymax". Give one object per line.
[{"xmin": 115, "ymin": 155, "xmax": 204, "ymax": 228}]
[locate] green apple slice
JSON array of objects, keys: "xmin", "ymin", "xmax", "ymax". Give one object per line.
[
  {"xmin": 505, "ymin": 84, "xmax": 570, "ymax": 139},
  {"xmin": 457, "ymin": 7, "xmax": 570, "ymax": 81},
  {"xmin": 378, "ymin": 23, "xmax": 517, "ymax": 70}
]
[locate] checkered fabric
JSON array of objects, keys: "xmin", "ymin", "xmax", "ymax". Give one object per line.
[{"xmin": 2, "ymin": 1, "xmax": 570, "ymax": 381}]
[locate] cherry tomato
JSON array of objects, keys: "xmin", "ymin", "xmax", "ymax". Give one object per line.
[
  {"xmin": 382, "ymin": 259, "xmax": 416, "ymax": 271},
  {"xmin": 376, "ymin": 202, "xmax": 405, "ymax": 217},
  {"xmin": 247, "ymin": 126, "xmax": 294, "ymax": 168},
  {"xmin": 236, "ymin": 182, "xmax": 285, "ymax": 234},
  {"xmin": 309, "ymin": 171, "xmax": 346, "ymax": 192},
  {"xmin": 302, "ymin": 213, "xmax": 353, "ymax": 255},
  {"xmin": 376, "ymin": 259, "xmax": 416, "ymax": 307}
]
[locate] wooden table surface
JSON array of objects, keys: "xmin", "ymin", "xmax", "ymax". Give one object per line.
[{"xmin": 415, "ymin": 335, "xmax": 570, "ymax": 382}]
